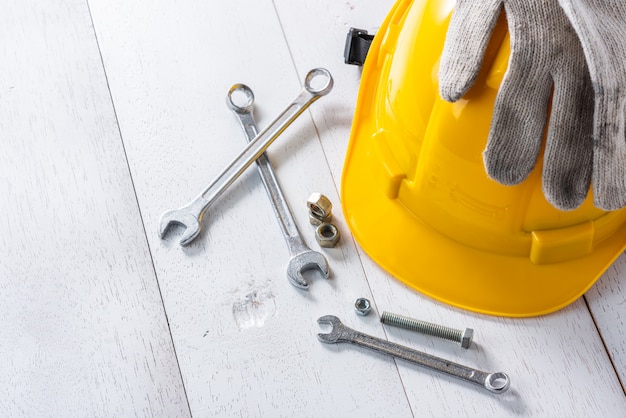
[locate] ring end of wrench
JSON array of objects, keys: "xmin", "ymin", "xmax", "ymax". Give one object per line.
[
  {"xmin": 226, "ymin": 84, "xmax": 255, "ymax": 114},
  {"xmin": 484, "ymin": 372, "xmax": 510, "ymax": 394},
  {"xmin": 304, "ymin": 68, "xmax": 334, "ymax": 96}
]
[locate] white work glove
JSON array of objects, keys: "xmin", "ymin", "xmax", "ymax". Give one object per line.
[
  {"xmin": 558, "ymin": 0, "xmax": 626, "ymax": 210},
  {"xmin": 438, "ymin": 0, "xmax": 595, "ymax": 210}
]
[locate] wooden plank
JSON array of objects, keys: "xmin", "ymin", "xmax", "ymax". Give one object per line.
[
  {"xmin": 272, "ymin": 0, "xmax": 626, "ymax": 415},
  {"xmin": 585, "ymin": 255, "xmax": 626, "ymax": 391},
  {"xmin": 0, "ymin": 0, "xmax": 189, "ymax": 416},
  {"xmin": 87, "ymin": 0, "xmax": 414, "ymax": 416}
]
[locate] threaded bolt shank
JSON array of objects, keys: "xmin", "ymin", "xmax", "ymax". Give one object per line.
[{"xmin": 380, "ymin": 311, "xmax": 473, "ymax": 349}]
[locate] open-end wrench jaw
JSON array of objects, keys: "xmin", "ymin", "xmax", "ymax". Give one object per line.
[
  {"xmin": 158, "ymin": 209, "xmax": 201, "ymax": 247},
  {"xmin": 287, "ymin": 250, "xmax": 330, "ymax": 290},
  {"xmin": 316, "ymin": 315, "xmax": 345, "ymax": 343}
]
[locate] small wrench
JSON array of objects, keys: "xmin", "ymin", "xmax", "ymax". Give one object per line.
[
  {"xmin": 158, "ymin": 68, "xmax": 333, "ymax": 246},
  {"xmin": 317, "ymin": 315, "xmax": 510, "ymax": 394},
  {"xmin": 226, "ymin": 83, "xmax": 328, "ymax": 289}
]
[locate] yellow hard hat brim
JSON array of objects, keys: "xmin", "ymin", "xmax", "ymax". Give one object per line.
[{"xmin": 343, "ymin": 145, "xmax": 626, "ymax": 316}]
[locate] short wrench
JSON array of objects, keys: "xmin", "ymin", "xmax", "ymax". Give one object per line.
[
  {"xmin": 158, "ymin": 68, "xmax": 333, "ymax": 246},
  {"xmin": 317, "ymin": 315, "xmax": 510, "ymax": 394},
  {"xmin": 226, "ymin": 83, "xmax": 328, "ymax": 289}
]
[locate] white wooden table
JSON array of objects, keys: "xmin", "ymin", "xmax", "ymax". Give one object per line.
[{"xmin": 2, "ymin": 1, "xmax": 625, "ymax": 416}]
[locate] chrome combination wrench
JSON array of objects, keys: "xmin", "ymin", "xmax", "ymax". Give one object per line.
[
  {"xmin": 226, "ymin": 83, "xmax": 328, "ymax": 289},
  {"xmin": 317, "ymin": 315, "xmax": 511, "ymax": 394},
  {"xmin": 158, "ymin": 68, "xmax": 333, "ymax": 247}
]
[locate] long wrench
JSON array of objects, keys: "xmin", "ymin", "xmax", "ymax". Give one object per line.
[
  {"xmin": 226, "ymin": 83, "xmax": 328, "ymax": 289},
  {"xmin": 158, "ymin": 68, "xmax": 333, "ymax": 246},
  {"xmin": 317, "ymin": 315, "xmax": 510, "ymax": 394}
]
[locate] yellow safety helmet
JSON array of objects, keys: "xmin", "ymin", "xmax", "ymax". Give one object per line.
[{"xmin": 341, "ymin": 0, "xmax": 626, "ymax": 317}]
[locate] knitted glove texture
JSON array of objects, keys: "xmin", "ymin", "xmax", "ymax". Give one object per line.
[
  {"xmin": 558, "ymin": 0, "xmax": 626, "ymax": 210},
  {"xmin": 439, "ymin": 0, "xmax": 594, "ymax": 210}
]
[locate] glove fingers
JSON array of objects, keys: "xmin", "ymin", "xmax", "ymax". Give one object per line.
[
  {"xmin": 484, "ymin": 67, "xmax": 552, "ymax": 185},
  {"xmin": 593, "ymin": 95, "xmax": 626, "ymax": 210},
  {"xmin": 438, "ymin": 0, "xmax": 502, "ymax": 102},
  {"xmin": 557, "ymin": 0, "xmax": 626, "ymax": 210},
  {"xmin": 542, "ymin": 72, "xmax": 594, "ymax": 210}
]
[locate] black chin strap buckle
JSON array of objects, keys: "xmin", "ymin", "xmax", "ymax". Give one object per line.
[{"xmin": 344, "ymin": 28, "xmax": 375, "ymax": 66}]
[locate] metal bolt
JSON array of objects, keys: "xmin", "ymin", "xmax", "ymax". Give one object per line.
[{"xmin": 380, "ymin": 311, "xmax": 473, "ymax": 349}]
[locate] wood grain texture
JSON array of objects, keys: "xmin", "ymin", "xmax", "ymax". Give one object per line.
[
  {"xmin": 0, "ymin": 0, "xmax": 189, "ymax": 416},
  {"xmin": 585, "ymin": 255, "xmax": 626, "ymax": 390}
]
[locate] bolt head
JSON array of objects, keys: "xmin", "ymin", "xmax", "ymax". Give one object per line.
[{"xmin": 461, "ymin": 328, "xmax": 474, "ymax": 349}]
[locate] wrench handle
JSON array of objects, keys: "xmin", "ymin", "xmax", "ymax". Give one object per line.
[
  {"xmin": 197, "ymin": 69, "xmax": 333, "ymax": 220},
  {"xmin": 347, "ymin": 330, "xmax": 510, "ymax": 394},
  {"xmin": 233, "ymin": 110, "xmax": 303, "ymax": 244}
]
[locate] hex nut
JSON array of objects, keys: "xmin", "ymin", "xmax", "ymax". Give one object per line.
[
  {"xmin": 309, "ymin": 211, "xmax": 332, "ymax": 226},
  {"xmin": 354, "ymin": 298, "xmax": 372, "ymax": 316},
  {"xmin": 307, "ymin": 193, "xmax": 333, "ymax": 220},
  {"xmin": 315, "ymin": 222, "xmax": 340, "ymax": 248}
]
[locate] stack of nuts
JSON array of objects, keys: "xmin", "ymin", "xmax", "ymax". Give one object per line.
[{"xmin": 307, "ymin": 193, "xmax": 340, "ymax": 248}]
